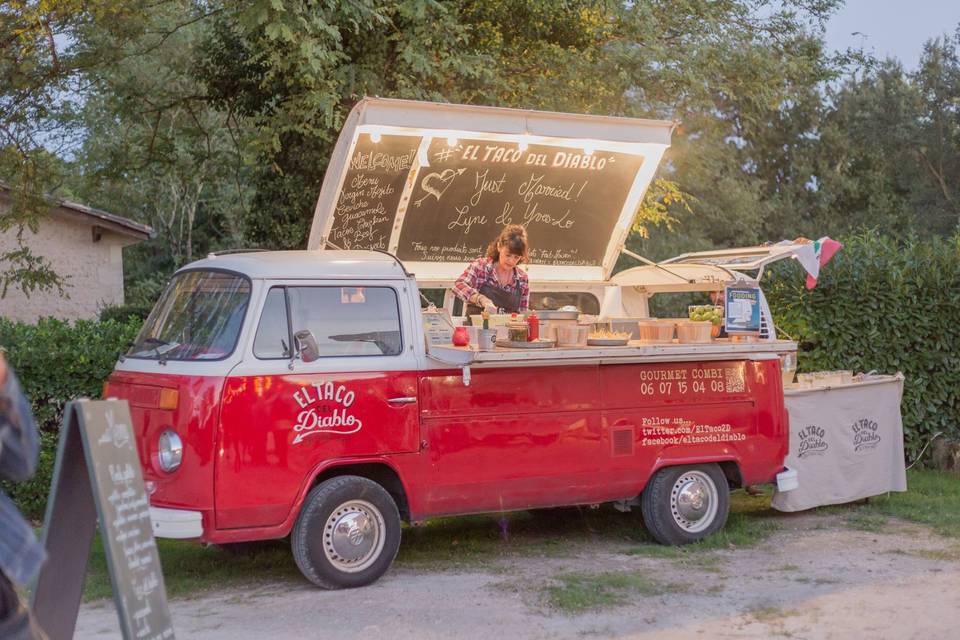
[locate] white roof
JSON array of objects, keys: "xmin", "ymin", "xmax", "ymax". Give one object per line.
[
  {"xmin": 308, "ymin": 97, "xmax": 674, "ymax": 284},
  {"xmin": 178, "ymin": 250, "xmax": 409, "ymax": 280}
]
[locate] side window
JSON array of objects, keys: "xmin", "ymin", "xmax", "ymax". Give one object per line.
[
  {"xmin": 529, "ymin": 292, "xmax": 600, "ymax": 315},
  {"xmin": 254, "ymin": 287, "xmax": 291, "ymax": 359},
  {"xmin": 287, "ymin": 286, "xmax": 403, "ymax": 357}
]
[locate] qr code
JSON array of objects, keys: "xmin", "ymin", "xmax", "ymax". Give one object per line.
[{"xmin": 725, "ymin": 368, "xmax": 745, "ymax": 392}]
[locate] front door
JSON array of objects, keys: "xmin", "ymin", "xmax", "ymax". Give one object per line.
[{"xmin": 215, "ymin": 281, "xmax": 420, "ymax": 529}]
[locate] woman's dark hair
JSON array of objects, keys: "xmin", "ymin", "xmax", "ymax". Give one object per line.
[{"xmin": 486, "ymin": 224, "xmax": 529, "ymax": 263}]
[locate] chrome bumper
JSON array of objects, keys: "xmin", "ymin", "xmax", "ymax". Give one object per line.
[{"xmin": 149, "ymin": 506, "xmax": 203, "ymax": 539}]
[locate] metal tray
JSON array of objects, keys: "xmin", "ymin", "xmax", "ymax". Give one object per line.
[
  {"xmin": 587, "ymin": 337, "xmax": 630, "ymax": 346},
  {"xmin": 535, "ymin": 310, "xmax": 580, "ymax": 320},
  {"xmin": 495, "ymin": 339, "xmax": 557, "ymax": 349}
]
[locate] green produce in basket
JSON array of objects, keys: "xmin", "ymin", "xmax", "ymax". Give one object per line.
[{"xmin": 689, "ymin": 305, "xmax": 723, "ymax": 326}]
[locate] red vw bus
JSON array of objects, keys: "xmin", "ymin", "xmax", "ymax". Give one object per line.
[{"xmin": 107, "ymin": 99, "xmax": 796, "ymax": 589}]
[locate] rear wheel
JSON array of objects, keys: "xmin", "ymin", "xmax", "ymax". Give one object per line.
[
  {"xmin": 291, "ymin": 475, "xmax": 401, "ymax": 589},
  {"xmin": 640, "ymin": 464, "xmax": 729, "ymax": 545}
]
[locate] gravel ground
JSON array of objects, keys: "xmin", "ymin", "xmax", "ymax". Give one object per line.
[{"xmin": 76, "ymin": 512, "xmax": 960, "ymax": 640}]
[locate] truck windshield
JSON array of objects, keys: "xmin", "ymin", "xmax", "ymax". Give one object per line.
[{"xmin": 128, "ymin": 271, "xmax": 251, "ymax": 361}]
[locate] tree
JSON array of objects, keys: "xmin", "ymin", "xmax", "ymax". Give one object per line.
[
  {"xmin": 0, "ymin": 0, "xmax": 173, "ymax": 296},
  {"xmin": 70, "ymin": 1, "xmax": 249, "ymax": 278},
  {"xmin": 196, "ymin": 0, "xmax": 848, "ymax": 254}
]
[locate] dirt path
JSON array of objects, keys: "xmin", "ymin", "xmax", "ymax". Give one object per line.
[{"xmin": 75, "ymin": 512, "xmax": 960, "ymax": 639}]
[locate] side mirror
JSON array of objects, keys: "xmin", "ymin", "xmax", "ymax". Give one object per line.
[{"xmin": 294, "ymin": 330, "xmax": 320, "ymax": 363}]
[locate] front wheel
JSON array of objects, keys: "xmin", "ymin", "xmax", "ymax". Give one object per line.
[
  {"xmin": 291, "ymin": 475, "xmax": 401, "ymax": 589},
  {"xmin": 640, "ymin": 464, "xmax": 729, "ymax": 545}
]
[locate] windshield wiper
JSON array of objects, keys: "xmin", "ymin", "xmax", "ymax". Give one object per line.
[{"xmin": 140, "ymin": 337, "xmax": 172, "ymax": 362}]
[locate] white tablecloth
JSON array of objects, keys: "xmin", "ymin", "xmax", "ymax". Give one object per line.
[{"xmin": 771, "ymin": 374, "xmax": 908, "ymax": 512}]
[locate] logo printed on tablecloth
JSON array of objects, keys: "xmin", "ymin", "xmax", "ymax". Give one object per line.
[
  {"xmin": 797, "ymin": 425, "xmax": 828, "ymax": 458},
  {"xmin": 852, "ymin": 418, "xmax": 881, "ymax": 453}
]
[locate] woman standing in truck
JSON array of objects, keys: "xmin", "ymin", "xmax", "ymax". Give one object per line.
[{"xmin": 453, "ymin": 224, "xmax": 530, "ymax": 316}]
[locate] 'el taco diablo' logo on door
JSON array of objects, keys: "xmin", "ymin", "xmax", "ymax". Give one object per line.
[
  {"xmin": 797, "ymin": 425, "xmax": 828, "ymax": 458},
  {"xmin": 852, "ymin": 418, "xmax": 881, "ymax": 453},
  {"xmin": 292, "ymin": 381, "xmax": 363, "ymax": 444}
]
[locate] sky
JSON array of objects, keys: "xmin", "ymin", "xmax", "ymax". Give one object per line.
[{"xmin": 824, "ymin": 0, "xmax": 960, "ymax": 70}]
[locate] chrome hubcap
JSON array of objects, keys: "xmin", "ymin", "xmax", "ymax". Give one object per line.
[
  {"xmin": 323, "ymin": 500, "xmax": 385, "ymax": 572},
  {"xmin": 670, "ymin": 471, "xmax": 719, "ymax": 533}
]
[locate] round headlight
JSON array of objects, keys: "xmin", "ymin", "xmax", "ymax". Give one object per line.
[{"xmin": 158, "ymin": 429, "xmax": 183, "ymax": 472}]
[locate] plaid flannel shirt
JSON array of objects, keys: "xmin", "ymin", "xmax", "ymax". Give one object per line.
[
  {"xmin": 0, "ymin": 371, "xmax": 45, "ymax": 587},
  {"xmin": 453, "ymin": 257, "xmax": 529, "ymax": 311}
]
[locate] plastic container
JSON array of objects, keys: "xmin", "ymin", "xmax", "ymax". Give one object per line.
[
  {"xmin": 540, "ymin": 317, "xmax": 578, "ymax": 342},
  {"xmin": 476, "ymin": 329, "xmax": 496, "ymax": 351},
  {"xmin": 637, "ymin": 319, "xmax": 675, "ymax": 343},
  {"xmin": 675, "ymin": 320, "xmax": 713, "ymax": 344},
  {"xmin": 470, "ymin": 314, "xmax": 511, "ymax": 328},
  {"xmin": 506, "ymin": 321, "xmax": 528, "ymax": 342},
  {"xmin": 556, "ymin": 324, "xmax": 589, "ymax": 347}
]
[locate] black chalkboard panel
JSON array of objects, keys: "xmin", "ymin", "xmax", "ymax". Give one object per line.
[
  {"xmin": 395, "ymin": 139, "xmax": 644, "ymax": 266},
  {"xmin": 31, "ymin": 400, "xmax": 174, "ymax": 640},
  {"xmin": 327, "ymin": 133, "xmax": 421, "ymax": 250}
]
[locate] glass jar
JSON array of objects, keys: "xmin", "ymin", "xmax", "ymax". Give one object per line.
[{"xmin": 781, "ymin": 351, "xmax": 797, "ymax": 385}]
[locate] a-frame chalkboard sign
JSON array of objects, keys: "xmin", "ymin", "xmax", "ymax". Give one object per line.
[{"xmin": 30, "ymin": 399, "xmax": 174, "ymax": 640}]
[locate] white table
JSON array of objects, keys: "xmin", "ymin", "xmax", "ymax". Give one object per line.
[{"xmin": 772, "ymin": 374, "xmax": 908, "ymax": 512}]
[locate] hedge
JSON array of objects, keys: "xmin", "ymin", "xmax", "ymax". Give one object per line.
[
  {"xmin": 763, "ymin": 232, "xmax": 960, "ymax": 460},
  {"xmin": 0, "ymin": 317, "xmax": 142, "ymax": 519}
]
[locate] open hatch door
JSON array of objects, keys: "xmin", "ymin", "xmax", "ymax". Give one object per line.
[
  {"xmin": 308, "ymin": 98, "xmax": 674, "ymax": 285},
  {"xmin": 612, "ymin": 241, "xmax": 828, "ymax": 293}
]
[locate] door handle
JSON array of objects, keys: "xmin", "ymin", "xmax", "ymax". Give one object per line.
[{"xmin": 387, "ymin": 396, "xmax": 417, "ymax": 406}]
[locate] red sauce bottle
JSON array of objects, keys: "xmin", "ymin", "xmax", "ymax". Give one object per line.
[{"xmin": 526, "ymin": 311, "xmax": 539, "ymax": 342}]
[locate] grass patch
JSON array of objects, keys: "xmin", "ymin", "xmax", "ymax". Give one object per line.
[
  {"xmin": 910, "ymin": 546, "xmax": 960, "ymax": 562},
  {"xmin": 845, "ymin": 513, "xmax": 888, "ymax": 533},
  {"xmin": 625, "ymin": 489, "xmax": 781, "ymax": 556},
  {"xmin": 83, "ymin": 537, "xmax": 300, "ymax": 602},
  {"xmin": 770, "ymin": 564, "xmax": 801, "ymax": 572},
  {"xmin": 542, "ymin": 570, "xmax": 685, "ymax": 614},
  {"xmin": 746, "ymin": 604, "xmax": 792, "ymax": 623},
  {"xmin": 854, "ymin": 470, "xmax": 960, "ymax": 537},
  {"xmin": 395, "ymin": 506, "xmax": 648, "ymax": 569},
  {"xmin": 76, "ymin": 474, "xmax": 818, "ymax": 603}
]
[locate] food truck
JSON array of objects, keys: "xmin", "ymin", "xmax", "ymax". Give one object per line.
[{"xmin": 106, "ymin": 98, "xmax": 802, "ymax": 590}]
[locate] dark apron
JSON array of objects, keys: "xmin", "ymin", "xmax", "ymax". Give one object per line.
[{"xmin": 465, "ymin": 281, "xmax": 523, "ymax": 319}]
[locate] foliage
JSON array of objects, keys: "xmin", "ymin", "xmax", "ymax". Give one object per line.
[
  {"xmin": 0, "ymin": 0, "xmax": 170, "ymax": 294},
  {"xmin": 197, "ymin": 0, "xmax": 846, "ymax": 250},
  {"xmin": 0, "ymin": 316, "xmax": 142, "ymax": 518},
  {"xmin": 763, "ymin": 232, "xmax": 960, "ymax": 458},
  {"xmin": 99, "ymin": 303, "xmax": 153, "ymax": 324}
]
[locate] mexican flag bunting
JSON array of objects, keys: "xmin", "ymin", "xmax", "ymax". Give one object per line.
[{"xmin": 805, "ymin": 237, "xmax": 842, "ymax": 289}]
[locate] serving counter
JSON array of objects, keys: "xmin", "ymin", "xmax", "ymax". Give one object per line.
[
  {"xmin": 771, "ymin": 373, "xmax": 907, "ymax": 512},
  {"xmin": 427, "ymin": 339, "xmax": 797, "ymax": 367}
]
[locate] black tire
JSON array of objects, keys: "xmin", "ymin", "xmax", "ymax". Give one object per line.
[
  {"xmin": 640, "ymin": 464, "xmax": 730, "ymax": 545},
  {"xmin": 291, "ymin": 475, "xmax": 401, "ymax": 589}
]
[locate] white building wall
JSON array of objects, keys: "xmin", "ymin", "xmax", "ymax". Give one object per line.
[{"xmin": 0, "ymin": 204, "xmax": 133, "ymax": 323}]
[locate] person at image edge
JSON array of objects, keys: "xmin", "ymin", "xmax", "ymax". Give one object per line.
[{"xmin": 0, "ymin": 353, "xmax": 47, "ymax": 639}]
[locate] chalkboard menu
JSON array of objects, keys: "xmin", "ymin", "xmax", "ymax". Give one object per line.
[
  {"xmin": 396, "ymin": 139, "xmax": 644, "ymax": 266},
  {"xmin": 321, "ymin": 132, "xmax": 646, "ymax": 267},
  {"xmin": 31, "ymin": 399, "xmax": 174, "ymax": 640},
  {"xmin": 327, "ymin": 133, "xmax": 420, "ymax": 250}
]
